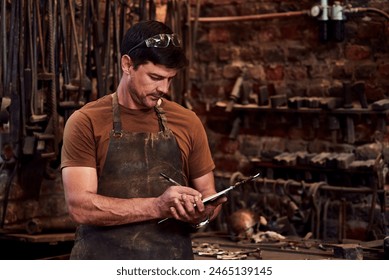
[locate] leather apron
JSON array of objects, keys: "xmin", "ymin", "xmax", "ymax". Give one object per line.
[{"xmin": 70, "ymin": 93, "xmax": 194, "ymax": 259}]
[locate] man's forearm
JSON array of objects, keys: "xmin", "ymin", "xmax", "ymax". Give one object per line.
[{"xmin": 68, "ymin": 194, "xmax": 162, "ymax": 226}]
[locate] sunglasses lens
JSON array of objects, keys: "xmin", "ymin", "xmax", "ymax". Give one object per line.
[
  {"xmin": 170, "ymin": 34, "xmax": 181, "ymax": 47},
  {"xmin": 144, "ymin": 34, "xmax": 181, "ymax": 48},
  {"xmin": 159, "ymin": 34, "xmax": 171, "ymax": 47}
]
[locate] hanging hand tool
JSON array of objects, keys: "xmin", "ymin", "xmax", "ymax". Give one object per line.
[
  {"xmin": 258, "ymin": 85, "xmax": 269, "ymax": 106},
  {"xmin": 352, "ymin": 81, "xmax": 368, "ymax": 109},
  {"xmin": 59, "ymin": 0, "xmax": 70, "ymax": 92},
  {"xmin": 229, "ymin": 117, "xmax": 242, "ymax": 140},
  {"xmin": 90, "ymin": 0, "xmax": 104, "ymax": 97},
  {"xmin": 344, "ymin": 116, "xmax": 355, "ymax": 144},
  {"xmin": 183, "ymin": 0, "xmax": 193, "ymax": 109},
  {"xmin": 47, "ymin": 0, "xmax": 59, "ymax": 157},
  {"xmin": 9, "ymin": 0, "xmax": 21, "ymax": 142},
  {"xmin": 241, "ymin": 81, "xmax": 252, "ymax": 105},
  {"xmin": 35, "ymin": 0, "xmax": 50, "ymax": 81},
  {"xmin": 68, "ymin": 0, "xmax": 86, "ymax": 99},
  {"xmin": 149, "ymin": 0, "xmax": 156, "ymax": 20},
  {"xmin": 327, "ymin": 115, "xmax": 340, "ymax": 143},
  {"xmin": 1, "ymin": 0, "xmax": 20, "ymax": 229},
  {"xmin": 139, "ymin": 0, "xmax": 147, "ymax": 21},
  {"xmin": 25, "ymin": 0, "xmax": 36, "ymax": 112},
  {"xmin": 21, "ymin": 0, "xmax": 37, "ymax": 155},
  {"xmin": 30, "ymin": 0, "xmax": 49, "ymax": 123},
  {"xmin": 225, "ymin": 76, "xmax": 243, "ymax": 112},
  {"xmin": 342, "ymin": 81, "xmax": 353, "ymax": 108},
  {"xmin": 119, "ymin": 0, "xmax": 127, "ymax": 42},
  {"xmin": 0, "ymin": 0, "xmax": 5, "ymax": 96},
  {"xmin": 5, "ymin": 0, "xmax": 16, "ymax": 94},
  {"xmin": 341, "ymin": 82, "xmax": 355, "ymax": 144},
  {"xmin": 113, "ymin": 0, "xmax": 122, "ymax": 88},
  {"xmin": 102, "ymin": 0, "xmax": 112, "ymax": 96}
]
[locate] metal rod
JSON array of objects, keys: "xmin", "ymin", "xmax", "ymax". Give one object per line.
[{"xmin": 190, "ymin": 10, "xmax": 309, "ymax": 23}]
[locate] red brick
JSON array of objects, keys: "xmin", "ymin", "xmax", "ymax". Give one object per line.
[
  {"xmin": 285, "ymin": 66, "xmax": 308, "ymax": 81},
  {"xmin": 208, "ymin": 27, "xmax": 231, "ymax": 43},
  {"xmin": 218, "ymin": 48, "xmax": 231, "ymax": 61},
  {"xmin": 203, "ymin": 84, "xmax": 224, "ymax": 99},
  {"xmin": 219, "ymin": 138, "xmax": 240, "ymax": 154},
  {"xmin": 365, "ymin": 83, "xmax": 386, "ymax": 102},
  {"xmin": 257, "ymin": 27, "xmax": 278, "ymax": 42},
  {"xmin": 280, "ymin": 24, "xmax": 301, "ymax": 41},
  {"xmin": 378, "ymin": 63, "xmax": 389, "ymax": 78},
  {"xmin": 357, "ymin": 22, "xmax": 383, "ymax": 40},
  {"xmin": 344, "ymin": 45, "xmax": 371, "ymax": 61},
  {"xmin": 265, "ymin": 65, "xmax": 284, "ymax": 81},
  {"xmin": 222, "ymin": 65, "xmax": 241, "ymax": 79},
  {"xmin": 197, "ymin": 47, "xmax": 217, "ymax": 62},
  {"xmin": 247, "ymin": 66, "xmax": 266, "ymax": 82},
  {"xmin": 332, "ymin": 61, "xmax": 353, "ymax": 79},
  {"xmin": 197, "ymin": 0, "xmax": 245, "ymax": 5}
]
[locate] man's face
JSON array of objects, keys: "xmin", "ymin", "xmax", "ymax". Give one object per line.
[{"xmin": 127, "ymin": 62, "xmax": 178, "ymax": 109}]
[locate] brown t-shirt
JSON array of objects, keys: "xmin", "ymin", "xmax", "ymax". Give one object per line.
[{"xmin": 60, "ymin": 94, "xmax": 215, "ymax": 180}]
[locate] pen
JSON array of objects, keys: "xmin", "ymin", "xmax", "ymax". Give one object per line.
[
  {"xmin": 158, "ymin": 173, "xmax": 200, "ymax": 224},
  {"xmin": 160, "ymin": 172, "xmax": 181, "ymax": 186}
]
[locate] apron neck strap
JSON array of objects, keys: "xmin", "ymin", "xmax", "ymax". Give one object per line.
[
  {"xmin": 112, "ymin": 93, "xmax": 122, "ymax": 135},
  {"xmin": 154, "ymin": 101, "xmax": 169, "ymax": 134},
  {"xmin": 112, "ymin": 93, "xmax": 168, "ymax": 134}
]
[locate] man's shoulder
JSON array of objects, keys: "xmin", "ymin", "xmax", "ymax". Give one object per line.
[
  {"xmin": 161, "ymin": 98, "xmax": 205, "ymax": 136},
  {"xmin": 75, "ymin": 94, "xmax": 112, "ymax": 120},
  {"xmin": 68, "ymin": 94, "xmax": 112, "ymax": 125},
  {"xmin": 81, "ymin": 94, "xmax": 112, "ymax": 112},
  {"xmin": 162, "ymin": 98, "xmax": 196, "ymax": 118}
]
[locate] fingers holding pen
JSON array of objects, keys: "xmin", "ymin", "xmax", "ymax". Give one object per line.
[
  {"xmin": 169, "ymin": 189, "xmax": 206, "ymax": 222},
  {"xmin": 181, "ymin": 193, "xmax": 204, "ymax": 215},
  {"xmin": 157, "ymin": 186, "xmax": 201, "ymax": 218}
]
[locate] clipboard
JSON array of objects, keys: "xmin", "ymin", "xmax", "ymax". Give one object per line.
[{"xmin": 158, "ymin": 172, "xmax": 260, "ymax": 224}]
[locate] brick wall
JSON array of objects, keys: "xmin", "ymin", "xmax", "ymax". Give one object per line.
[
  {"xmin": 191, "ymin": 0, "xmax": 389, "ymax": 109},
  {"xmin": 189, "ymin": 0, "xmax": 389, "ymax": 240}
]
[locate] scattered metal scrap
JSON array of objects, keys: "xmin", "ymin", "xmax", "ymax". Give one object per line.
[
  {"xmin": 251, "ymin": 231, "xmax": 286, "ymax": 243},
  {"xmin": 192, "ymin": 231, "xmax": 383, "ymax": 259},
  {"xmin": 192, "ymin": 241, "xmax": 262, "ymax": 260}
]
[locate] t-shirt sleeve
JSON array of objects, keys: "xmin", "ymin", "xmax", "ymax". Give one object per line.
[
  {"xmin": 60, "ymin": 111, "xmax": 97, "ymax": 169},
  {"xmin": 188, "ymin": 115, "xmax": 215, "ymax": 179}
]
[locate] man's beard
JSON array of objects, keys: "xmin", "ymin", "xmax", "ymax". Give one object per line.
[{"xmin": 127, "ymin": 83, "xmax": 162, "ymax": 109}]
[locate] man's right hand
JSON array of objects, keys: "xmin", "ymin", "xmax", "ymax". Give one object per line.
[{"xmin": 156, "ymin": 186, "xmax": 204, "ymax": 222}]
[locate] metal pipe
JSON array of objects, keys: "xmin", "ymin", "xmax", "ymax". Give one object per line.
[
  {"xmin": 190, "ymin": 10, "xmax": 310, "ymax": 23},
  {"xmin": 188, "ymin": 6, "xmax": 389, "ymax": 24},
  {"xmin": 254, "ymin": 178, "xmax": 383, "ymax": 194},
  {"xmin": 216, "ymin": 173, "xmax": 384, "ymax": 195},
  {"xmin": 345, "ymin": 7, "xmax": 389, "ymax": 20}
]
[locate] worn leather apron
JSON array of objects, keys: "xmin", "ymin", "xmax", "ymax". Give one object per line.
[{"xmin": 70, "ymin": 93, "xmax": 194, "ymax": 259}]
